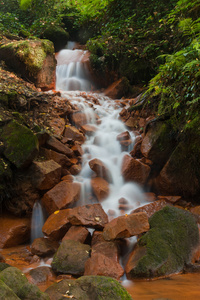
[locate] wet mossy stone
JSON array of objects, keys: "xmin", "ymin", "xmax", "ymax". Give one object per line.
[
  {"xmin": 0, "ymin": 279, "xmax": 20, "ymax": 300},
  {"xmin": 42, "ymin": 25, "xmax": 69, "ymax": 52},
  {"xmin": 18, "ymin": 282, "xmax": 50, "ymax": 300},
  {"xmin": 126, "ymin": 206, "xmax": 199, "ymax": 279},
  {"xmin": 1, "ymin": 120, "xmax": 39, "ymax": 168},
  {"xmin": 0, "ymin": 262, "xmax": 11, "ymax": 272},
  {"xmin": 51, "ymin": 240, "xmax": 91, "ymax": 275},
  {"xmin": 45, "ymin": 275, "xmax": 133, "ymax": 300},
  {"xmin": 0, "ymin": 267, "xmax": 28, "ymax": 296}
]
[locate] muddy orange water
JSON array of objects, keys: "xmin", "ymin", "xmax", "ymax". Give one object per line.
[{"xmin": 1, "ymin": 245, "xmax": 200, "ymax": 300}]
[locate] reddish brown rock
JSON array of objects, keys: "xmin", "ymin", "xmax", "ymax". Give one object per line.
[
  {"xmin": 31, "ymin": 237, "xmax": 59, "ymax": 256},
  {"xmin": 46, "ymin": 136, "xmax": 73, "ymax": 157},
  {"xmin": 63, "ymin": 125, "xmax": 85, "ymax": 144},
  {"xmin": 81, "ymin": 124, "xmax": 97, "ymax": 136},
  {"xmin": 125, "ymin": 244, "xmax": 147, "ymax": 278},
  {"xmin": 84, "ymin": 252, "xmax": 124, "ymax": 280},
  {"xmin": 121, "ymin": 154, "xmax": 151, "ymax": 185},
  {"xmin": 144, "ymin": 192, "xmax": 157, "ymax": 202},
  {"xmin": 89, "ymin": 158, "xmax": 112, "ymax": 183},
  {"xmin": 61, "ymin": 174, "xmax": 74, "ymax": 182},
  {"xmin": 92, "ymin": 241, "xmax": 120, "ymax": 262},
  {"xmin": 91, "ymin": 231, "xmax": 106, "ymax": 246},
  {"xmin": 71, "ymin": 142, "xmax": 83, "ymax": 156},
  {"xmin": 125, "ymin": 117, "xmax": 138, "ymax": 128},
  {"xmin": 71, "ymin": 112, "xmax": 88, "ymax": 128},
  {"xmin": 28, "ymin": 266, "xmax": 56, "ymax": 285},
  {"xmin": 104, "ymin": 78, "xmax": 130, "ymax": 99},
  {"xmin": 70, "ymin": 164, "xmax": 82, "ymax": 175},
  {"xmin": 91, "ymin": 177, "xmax": 110, "ymax": 201},
  {"xmin": 131, "ymin": 200, "xmax": 170, "ymax": 218},
  {"xmin": 103, "ymin": 212, "xmax": 149, "ymax": 240},
  {"xmin": 42, "ymin": 209, "xmax": 71, "ymax": 240},
  {"xmin": 42, "ymin": 148, "xmax": 72, "ymax": 168},
  {"xmin": 68, "ymin": 203, "xmax": 108, "ymax": 229},
  {"xmin": 157, "ymin": 195, "xmax": 181, "ymax": 204},
  {"xmin": 42, "ymin": 181, "xmax": 81, "ymax": 214},
  {"xmin": 48, "ymin": 117, "xmax": 65, "ymax": 136},
  {"xmin": 0, "ymin": 215, "xmax": 30, "ymax": 248},
  {"xmin": 117, "ymin": 131, "xmax": 131, "ymax": 142},
  {"xmin": 62, "ymin": 226, "xmax": 90, "ymax": 243},
  {"xmin": 30, "ymin": 160, "xmax": 61, "ymax": 190}
]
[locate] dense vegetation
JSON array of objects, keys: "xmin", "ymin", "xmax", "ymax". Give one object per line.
[{"xmin": 0, "ymin": 0, "xmax": 200, "ymax": 133}]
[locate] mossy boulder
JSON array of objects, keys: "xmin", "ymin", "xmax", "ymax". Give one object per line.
[
  {"xmin": 0, "ymin": 39, "xmax": 56, "ymax": 89},
  {"xmin": 45, "ymin": 275, "xmax": 133, "ymax": 300},
  {"xmin": 0, "ymin": 279, "xmax": 20, "ymax": 300},
  {"xmin": 126, "ymin": 206, "xmax": 199, "ymax": 279},
  {"xmin": 1, "ymin": 120, "xmax": 39, "ymax": 168},
  {"xmin": 42, "ymin": 25, "xmax": 69, "ymax": 52},
  {"xmin": 18, "ymin": 282, "xmax": 50, "ymax": 300},
  {"xmin": 51, "ymin": 240, "xmax": 91, "ymax": 275},
  {"xmin": 0, "ymin": 267, "xmax": 28, "ymax": 296}
]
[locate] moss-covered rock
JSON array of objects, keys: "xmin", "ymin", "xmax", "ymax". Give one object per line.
[
  {"xmin": 51, "ymin": 240, "xmax": 91, "ymax": 275},
  {"xmin": 0, "ymin": 279, "xmax": 20, "ymax": 300},
  {"xmin": 1, "ymin": 120, "xmax": 39, "ymax": 168},
  {"xmin": 0, "ymin": 263, "xmax": 11, "ymax": 272},
  {"xmin": 126, "ymin": 206, "xmax": 199, "ymax": 279},
  {"xmin": 0, "ymin": 267, "xmax": 28, "ymax": 296},
  {"xmin": 42, "ymin": 25, "xmax": 69, "ymax": 52},
  {"xmin": 18, "ymin": 282, "xmax": 50, "ymax": 300},
  {"xmin": 0, "ymin": 39, "xmax": 56, "ymax": 89},
  {"xmin": 45, "ymin": 275, "xmax": 133, "ymax": 300}
]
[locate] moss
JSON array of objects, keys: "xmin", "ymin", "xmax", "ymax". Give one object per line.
[
  {"xmin": 42, "ymin": 26, "xmax": 69, "ymax": 52},
  {"xmin": 0, "ymin": 279, "xmax": 20, "ymax": 300},
  {"xmin": 128, "ymin": 206, "xmax": 199, "ymax": 278},
  {"xmin": 0, "ymin": 267, "xmax": 28, "ymax": 296},
  {"xmin": 1, "ymin": 120, "xmax": 38, "ymax": 168},
  {"xmin": 18, "ymin": 282, "xmax": 50, "ymax": 300}
]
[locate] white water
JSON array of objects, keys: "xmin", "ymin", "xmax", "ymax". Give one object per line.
[
  {"xmin": 31, "ymin": 201, "xmax": 44, "ymax": 243},
  {"xmin": 55, "ymin": 43, "xmax": 147, "ymax": 217}
]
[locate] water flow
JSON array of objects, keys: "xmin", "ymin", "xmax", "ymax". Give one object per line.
[
  {"xmin": 31, "ymin": 201, "xmax": 45, "ymax": 243},
  {"xmin": 56, "ymin": 44, "xmax": 147, "ymax": 217}
]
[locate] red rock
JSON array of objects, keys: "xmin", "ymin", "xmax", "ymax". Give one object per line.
[
  {"xmin": 104, "ymin": 78, "xmax": 130, "ymax": 99},
  {"xmin": 71, "ymin": 112, "xmax": 88, "ymax": 128},
  {"xmin": 46, "ymin": 136, "xmax": 73, "ymax": 157},
  {"xmin": 62, "ymin": 226, "xmax": 90, "ymax": 243},
  {"xmin": 144, "ymin": 192, "xmax": 157, "ymax": 202},
  {"xmin": 42, "ymin": 209, "xmax": 72, "ymax": 240},
  {"xmin": 48, "ymin": 117, "xmax": 65, "ymax": 136},
  {"xmin": 71, "ymin": 142, "xmax": 83, "ymax": 156},
  {"xmin": 131, "ymin": 200, "xmax": 170, "ymax": 218},
  {"xmin": 125, "ymin": 244, "xmax": 147, "ymax": 279},
  {"xmin": 91, "ymin": 231, "xmax": 106, "ymax": 246},
  {"xmin": 125, "ymin": 117, "xmax": 138, "ymax": 128},
  {"xmin": 103, "ymin": 212, "xmax": 149, "ymax": 240},
  {"xmin": 70, "ymin": 164, "xmax": 82, "ymax": 175},
  {"xmin": 61, "ymin": 175, "xmax": 74, "ymax": 182},
  {"xmin": 42, "ymin": 148, "xmax": 72, "ymax": 168},
  {"xmin": 89, "ymin": 158, "xmax": 112, "ymax": 183},
  {"xmin": 0, "ymin": 215, "xmax": 30, "ymax": 248},
  {"xmin": 121, "ymin": 154, "xmax": 151, "ymax": 185},
  {"xmin": 68, "ymin": 203, "xmax": 108, "ymax": 229},
  {"xmin": 92, "ymin": 241, "xmax": 120, "ymax": 262},
  {"xmin": 157, "ymin": 195, "xmax": 181, "ymax": 204},
  {"xmin": 42, "ymin": 181, "xmax": 81, "ymax": 214},
  {"xmin": 81, "ymin": 124, "xmax": 97, "ymax": 136},
  {"xmin": 31, "ymin": 237, "xmax": 59, "ymax": 256},
  {"xmin": 63, "ymin": 125, "xmax": 85, "ymax": 144},
  {"xmin": 30, "ymin": 160, "xmax": 61, "ymax": 190},
  {"xmin": 91, "ymin": 177, "xmax": 110, "ymax": 201},
  {"xmin": 117, "ymin": 131, "xmax": 131, "ymax": 142},
  {"xmin": 84, "ymin": 252, "xmax": 124, "ymax": 280}
]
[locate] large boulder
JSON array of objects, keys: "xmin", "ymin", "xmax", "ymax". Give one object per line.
[
  {"xmin": 0, "ymin": 267, "xmax": 28, "ymax": 296},
  {"xmin": 125, "ymin": 206, "xmax": 199, "ymax": 279},
  {"xmin": 0, "ymin": 39, "xmax": 56, "ymax": 90},
  {"xmin": 0, "ymin": 280, "xmax": 20, "ymax": 300},
  {"xmin": 1, "ymin": 120, "xmax": 39, "ymax": 168},
  {"xmin": 51, "ymin": 240, "xmax": 91, "ymax": 275},
  {"xmin": 42, "ymin": 25, "xmax": 69, "ymax": 52},
  {"xmin": 45, "ymin": 275, "xmax": 133, "ymax": 300}
]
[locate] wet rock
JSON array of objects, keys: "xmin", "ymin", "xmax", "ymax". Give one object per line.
[
  {"xmin": 92, "ymin": 240, "xmax": 120, "ymax": 262},
  {"xmin": 45, "ymin": 275, "xmax": 133, "ymax": 300},
  {"xmin": 51, "ymin": 240, "xmax": 90, "ymax": 275},
  {"xmin": 30, "ymin": 160, "xmax": 61, "ymax": 190},
  {"xmin": 125, "ymin": 116, "xmax": 138, "ymax": 128},
  {"xmin": 144, "ymin": 192, "xmax": 157, "ymax": 202},
  {"xmin": 84, "ymin": 252, "xmax": 124, "ymax": 280},
  {"xmin": 121, "ymin": 154, "xmax": 151, "ymax": 185},
  {"xmin": 48, "ymin": 117, "xmax": 65, "ymax": 136},
  {"xmin": 68, "ymin": 203, "xmax": 108, "ymax": 229},
  {"xmin": 91, "ymin": 177, "xmax": 110, "ymax": 201},
  {"xmin": 81, "ymin": 124, "xmax": 97, "ymax": 136},
  {"xmin": 89, "ymin": 158, "xmax": 113, "ymax": 183},
  {"xmin": 117, "ymin": 131, "xmax": 131, "ymax": 142},
  {"xmin": 18, "ymin": 282, "xmax": 50, "ymax": 299},
  {"xmin": 63, "ymin": 125, "xmax": 85, "ymax": 144},
  {"xmin": 69, "ymin": 164, "xmax": 82, "ymax": 175},
  {"xmin": 125, "ymin": 206, "xmax": 199, "ymax": 279},
  {"xmin": 28, "ymin": 266, "xmax": 56, "ymax": 285},
  {"xmin": 71, "ymin": 142, "xmax": 83, "ymax": 156},
  {"xmin": 42, "ymin": 148, "xmax": 72, "ymax": 169},
  {"xmin": 0, "ymin": 279, "xmax": 20, "ymax": 300},
  {"xmin": 0, "ymin": 39, "xmax": 56, "ymax": 90},
  {"xmin": 1, "ymin": 120, "xmax": 38, "ymax": 168},
  {"xmin": 71, "ymin": 112, "xmax": 88, "ymax": 128},
  {"xmin": 31, "ymin": 237, "xmax": 59, "ymax": 256},
  {"xmin": 0, "ymin": 263, "xmax": 10, "ymax": 271},
  {"xmin": 103, "ymin": 212, "xmax": 149, "ymax": 240},
  {"xmin": 42, "ymin": 181, "xmax": 81, "ymax": 214},
  {"xmin": 91, "ymin": 231, "xmax": 107, "ymax": 246},
  {"xmin": 157, "ymin": 195, "xmax": 182, "ymax": 204},
  {"xmin": 0, "ymin": 267, "xmax": 28, "ymax": 296},
  {"xmin": 0, "ymin": 215, "xmax": 30, "ymax": 248},
  {"xmin": 104, "ymin": 77, "xmax": 131, "ymax": 99},
  {"xmin": 132, "ymin": 200, "xmax": 170, "ymax": 218},
  {"xmin": 46, "ymin": 136, "xmax": 73, "ymax": 157},
  {"xmin": 62, "ymin": 226, "xmax": 90, "ymax": 243},
  {"xmin": 42, "ymin": 209, "xmax": 72, "ymax": 240}
]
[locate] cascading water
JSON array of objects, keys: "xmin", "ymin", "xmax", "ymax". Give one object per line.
[
  {"xmin": 56, "ymin": 43, "xmax": 147, "ymax": 217},
  {"xmin": 31, "ymin": 201, "xmax": 44, "ymax": 243}
]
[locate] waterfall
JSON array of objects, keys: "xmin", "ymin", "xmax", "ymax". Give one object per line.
[
  {"xmin": 31, "ymin": 201, "xmax": 45, "ymax": 243},
  {"xmin": 55, "ymin": 43, "xmax": 147, "ymax": 217}
]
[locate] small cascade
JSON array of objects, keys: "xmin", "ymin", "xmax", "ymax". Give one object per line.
[
  {"xmin": 31, "ymin": 201, "xmax": 45, "ymax": 243},
  {"xmin": 56, "ymin": 42, "xmax": 94, "ymax": 92}
]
